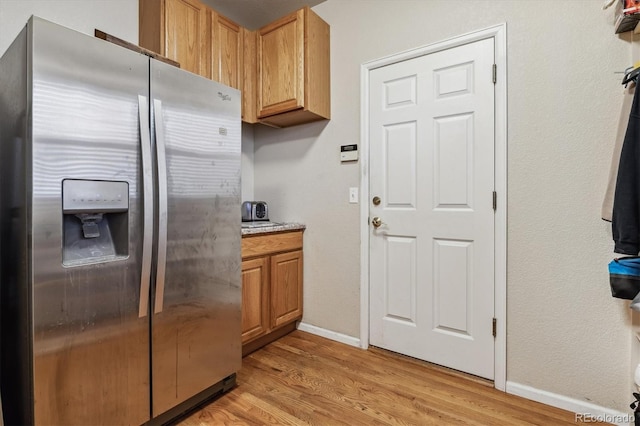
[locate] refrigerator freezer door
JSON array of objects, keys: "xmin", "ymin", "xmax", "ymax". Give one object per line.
[
  {"xmin": 150, "ymin": 60, "xmax": 242, "ymax": 416},
  {"xmin": 28, "ymin": 18, "xmax": 150, "ymax": 425}
]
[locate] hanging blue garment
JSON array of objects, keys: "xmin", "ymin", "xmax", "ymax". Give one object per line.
[{"xmin": 609, "ymin": 256, "xmax": 640, "ymax": 299}]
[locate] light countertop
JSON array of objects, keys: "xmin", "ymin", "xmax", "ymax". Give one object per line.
[{"xmin": 241, "ymin": 222, "xmax": 306, "ymax": 236}]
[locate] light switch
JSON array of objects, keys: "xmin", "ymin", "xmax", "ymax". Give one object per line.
[{"xmin": 349, "ymin": 187, "xmax": 358, "ymax": 204}]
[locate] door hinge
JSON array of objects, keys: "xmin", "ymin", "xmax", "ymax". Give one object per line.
[
  {"xmin": 492, "ymin": 318, "xmax": 497, "ymax": 337},
  {"xmin": 492, "ymin": 191, "xmax": 497, "ymax": 211},
  {"xmin": 492, "ymin": 64, "xmax": 497, "ymax": 84}
]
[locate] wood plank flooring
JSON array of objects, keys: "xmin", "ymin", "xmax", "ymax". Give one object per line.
[{"xmin": 177, "ymin": 330, "xmax": 598, "ymax": 425}]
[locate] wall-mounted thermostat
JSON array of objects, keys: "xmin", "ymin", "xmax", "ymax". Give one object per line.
[{"xmin": 340, "ymin": 144, "xmax": 358, "ymax": 162}]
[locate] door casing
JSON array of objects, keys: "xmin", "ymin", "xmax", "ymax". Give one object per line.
[{"xmin": 359, "ymin": 23, "xmax": 507, "ymax": 391}]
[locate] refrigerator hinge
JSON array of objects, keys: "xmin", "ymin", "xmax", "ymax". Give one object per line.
[
  {"xmin": 492, "ymin": 317, "xmax": 497, "ymax": 337},
  {"xmin": 492, "ymin": 64, "xmax": 497, "ymax": 84},
  {"xmin": 492, "ymin": 191, "xmax": 497, "ymax": 211}
]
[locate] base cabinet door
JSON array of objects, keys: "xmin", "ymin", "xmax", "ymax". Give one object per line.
[
  {"xmin": 241, "ymin": 257, "xmax": 270, "ymax": 343},
  {"xmin": 270, "ymin": 250, "xmax": 303, "ymax": 328}
]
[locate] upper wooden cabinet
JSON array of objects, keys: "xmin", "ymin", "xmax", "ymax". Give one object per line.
[
  {"xmin": 257, "ymin": 7, "xmax": 330, "ymax": 128},
  {"xmin": 210, "ymin": 11, "xmax": 242, "ymax": 89},
  {"xmin": 140, "ymin": 0, "xmax": 257, "ymax": 123},
  {"xmin": 242, "ymin": 28, "xmax": 258, "ymax": 124},
  {"xmin": 139, "ymin": 0, "xmax": 210, "ymax": 78},
  {"xmin": 210, "ymin": 11, "xmax": 259, "ymax": 123},
  {"xmin": 140, "ymin": 2, "xmax": 330, "ymax": 127}
]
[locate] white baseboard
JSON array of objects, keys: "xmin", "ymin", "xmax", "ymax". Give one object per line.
[
  {"xmin": 297, "ymin": 322, "xmax": 361, "ymax": 348},
  {"xmin": 506, "ymin": 381, "xmax": 632, "ymax": 426}
]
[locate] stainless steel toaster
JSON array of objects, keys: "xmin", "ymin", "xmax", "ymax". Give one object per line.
[{"xmin": 241, "ymin": 201, "xmax": 269, "ymax": 221}]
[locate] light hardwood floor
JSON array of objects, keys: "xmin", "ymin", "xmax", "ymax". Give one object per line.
[{"xmin": 178, "ymin": 330, "xmax": 601, "ymax": 425}]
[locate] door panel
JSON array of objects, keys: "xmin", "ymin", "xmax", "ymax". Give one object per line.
[
  {"xmin": 241, "ymin": 257, "xmax": 270, "ymax": 343},
  {"xmin": 150, "ymin": 60, "xmax": 241, "ymax": 416},
  {"xmin": 257, "ymin": 9, "xmax": 304, "ymax": 117},
  {"xmin": 211, "ymin": 12, "xmax": 243, "ymax": 90},
  {"xmin": 434, "ymin": 113, "xmax": 473, "ymax": 208},
  {"xmin": 385, "ymin": 122, "xmax": 417, "ymax": 208},
  {"xmin": 384, "ymin": 236, "xmax": 417, "ymax": 323},
  {"xmin": 369, "ymin": 38, "xmax": 495, "ymax": 379},
  {"xmin": 433, "ymin": 238, "xmax": 473, "ymax": 334},
  {"xmin": 164, "ymin": 0, "xmax": 209, "ymax": 77},
  {"xmin": 270, "ymin": 250, "xmax": 303, "ymax": 328}
]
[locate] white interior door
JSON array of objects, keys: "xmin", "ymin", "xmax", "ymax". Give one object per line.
[{"xmin": 369, "ymin": 37, "xmax": 495, "ymax": 379}]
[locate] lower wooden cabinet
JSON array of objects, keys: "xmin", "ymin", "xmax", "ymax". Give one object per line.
[
  {"xmin": 241, "ymin": 257, "xmax": 269, "ymax": 343},
  {"xmin": 241, "ymin": 230, "xmax": 303, "ymax": 355},
  {"xmin": 270, "ymin": 250, "xmax": 303, "ymax": 328}
]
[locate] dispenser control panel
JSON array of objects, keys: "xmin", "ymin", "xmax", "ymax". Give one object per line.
[{"xmin": 62, "ymin": 179, "xmax": 129, "ymax": 213}]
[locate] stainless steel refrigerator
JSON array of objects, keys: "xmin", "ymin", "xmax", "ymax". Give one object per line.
[{"xmin": 0, "ymin": 17, "xmax": 241, "ymax": 425}]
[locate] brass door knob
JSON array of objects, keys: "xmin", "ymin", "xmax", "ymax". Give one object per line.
[{"xmin": 372, "ymin": 217, "xmax": 382, "ymax": 228}]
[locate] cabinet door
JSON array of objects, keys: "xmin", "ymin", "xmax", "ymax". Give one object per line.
[
  {"xmin": 164, "ymin": 0, "xmax": 210, "ymax": 77},
  {"xmin": 257, "ymin": 9, "xmax": 305, "ymax": 118},
  {"xmin": 242, "ymin": 28, "xmax": 258, "ymax": 123},
  {"xmin": 211, "ymin": 11, "xmax": 243, "ymax": 89},
  {"xmin": 270, "ymin": 250, "xmax": 303, "ymax": 328},
  {"xmin": 242, "ymin": 257, "xmax": 270, "ymax": 343}
]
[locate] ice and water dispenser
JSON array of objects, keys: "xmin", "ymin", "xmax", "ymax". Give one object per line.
[{"xmin": 62, "ymin": 179, "xmax": 129, "ymax": 266}]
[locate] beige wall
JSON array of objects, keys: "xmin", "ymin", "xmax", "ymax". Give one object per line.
[{"xmin": 253, "ymin": 0, "xmax": 634, "ymax": 413}]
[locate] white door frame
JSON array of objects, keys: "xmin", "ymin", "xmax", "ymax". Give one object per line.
[{"xmin": 359, "ymin": 23, "xmax": 507, "ymax": 391}]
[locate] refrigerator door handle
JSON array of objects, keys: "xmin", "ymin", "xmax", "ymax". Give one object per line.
[
  {"xmin": 153, "ymin": 98, "xmax": 168, "ymax": 314},
  {"xmin": 138, "ymin": 95, "xmax": 153, "ymax": 318}
]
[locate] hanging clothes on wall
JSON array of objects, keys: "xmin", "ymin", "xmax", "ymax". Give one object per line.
[
  {"xmin": 608, "ymin": 68, "xmax": 640, "ymax": 307},
  {"xmin": 612, "ymin": 77, "xmax": 640, "ymax": 254}
]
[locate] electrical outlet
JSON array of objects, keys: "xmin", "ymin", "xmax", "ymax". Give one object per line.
[{"xmin": 349, "ymin": 187, "xmax": 358, "ymax": 204}]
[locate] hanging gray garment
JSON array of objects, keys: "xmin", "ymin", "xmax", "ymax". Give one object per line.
[{"xmin": 603, "ymin": 85, "xmax": 635, "ymax": 221}]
